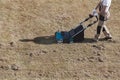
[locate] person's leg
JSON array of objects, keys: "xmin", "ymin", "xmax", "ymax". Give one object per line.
[
  {"xmin": 102, "ymin": 25, "xmax": 112, "ymax": 39},
  {"xmin": 94, "ymin": 19, "xmax": 104, "ymax": 41}
]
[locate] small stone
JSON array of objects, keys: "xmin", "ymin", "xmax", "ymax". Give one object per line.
[
  {"xmin": 42, "ymin": 50, "xmax": 47, "ymax": 54},
  {"xmin": 39, "ymin": 73, "xmax": 42, "ymax": 76},
  {"xmin": 0, "ymin": 65, "xmax": 9, "ymax": 70},
  {"xmin": 93, "ymin": 50, "xmax": 98, "ymax": 54},
  {"xmin": 9, "ymin": 42, "xmax": 14, "ymax": 47},
  {"xmin": 0, "ymin": 59, "xmax": 4, "ymax": 62},
  {"xmin": 77, "ymin": 58, "xmax": 80, "ymax": 61},
  {"xmin": 53, "ymin": 50, "xmax": 56, "ymax": 52},
  {"xmin": 40, "ymin": 50, "xmax": 48, "ymax": 54},
  {"xmin": 94, "ymin": 46, "xmax": 101, "ymax": 50},
  {"xmin": 92, "ymin": 45, "xmax": 97, "ymax": 47},
  {"xmin": 11, "ymin": 64, "xmax": 19, "ymax": 71},
  {"xmin": 73, "ymin": 74, "xmax": 77, "ymax": 77},
  {"xmin": 92, "ymin": 45, "xmax": 104, "ymax": 50},
  {"xmin": 103, "ymin": 74, "xmax": 109, "ymax": 78},
  {"xmin": 28, "ymin": 72, "xmax": 31, "ymax": 75},
  {"xmin": 98, "ymin": 57, "xmax": 104, "ymax": 62},
  {"xmin": 88, "ymin": 57, "xmax": 95, "ymax": 62},
  {"xmin": 115, "ymin": 52, "xmax": 120, "ymax": 56},
  {"xmin": 72, "ymin": 72, "xmax": 78, "ymax": 78},
  {"xmin": 84, "ymin": 73, "xmax": 90, "ymax": 77},
  {"xmin": 0, "ymin": 44, "xmax": 2, "ymax": 48},
  {"xmin": 97, "ymin": 53, "xmax": 101, "ymax": 56},
  {"xmin": 29, "ymin": 53, "xmax": 33, "ymax": 57}
]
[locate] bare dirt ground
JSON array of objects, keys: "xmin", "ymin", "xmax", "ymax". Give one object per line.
[{"xmin": 0, "ymin": 0, "xmax": 120, "ymax": 80}]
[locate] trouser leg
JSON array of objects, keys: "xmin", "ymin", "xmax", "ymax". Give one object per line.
[
  {"xmin": 96, "ymin": 20, "xmax": 104, "ymax": 37},
  {"xmin": 102, "ymin": 25, "xmax": 110, "ymax": 36},
  {"xmin": 95, "ymin": 15, "xmax": 112, "ymax": 40},
  {"xmin": 103, "ymin": 26, "xmax": 112, "ymax": 40}
]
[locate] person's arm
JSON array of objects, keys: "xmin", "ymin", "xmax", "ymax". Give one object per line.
[
  {"xmin": 95, "ymin": 1, "xmax": 101, "ymax": 10},
  {"xmin": 91, "ymin": 1, "xmax": 101, "ymax": 16},
  {"xmin": 91, "ymin": 1, "xmax": 101, "ymax": 15}
]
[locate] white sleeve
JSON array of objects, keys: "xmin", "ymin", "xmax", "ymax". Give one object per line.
[{"xmin": 102, "ymin": 0, "xmax": 111, "ymax": 6}]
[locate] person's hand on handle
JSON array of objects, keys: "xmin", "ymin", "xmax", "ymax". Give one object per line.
[{"xmin": 91, "ymin": 9, "xmax": 98, "ymax": 17}]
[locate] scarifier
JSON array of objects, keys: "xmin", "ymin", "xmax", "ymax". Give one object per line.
[{"xmin": 55, "ymin": 14, "xmax": 98, "ymax": 43}]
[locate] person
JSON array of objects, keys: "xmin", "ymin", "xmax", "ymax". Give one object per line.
[{"xmin": 91, "ymin": 0, "xmax": 112, "ymax": 41}]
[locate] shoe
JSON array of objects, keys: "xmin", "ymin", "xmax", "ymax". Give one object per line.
[
  {"xmin": 104, "ymin": 34, "xmax": 112, "ymax": 40},
  {"xmin": 104, "ymin": 36, "xmax": 112, "ymax": 40},
  {"xmin": 94, "ymin": 34, "xmax": 100, "ymax": 42}
]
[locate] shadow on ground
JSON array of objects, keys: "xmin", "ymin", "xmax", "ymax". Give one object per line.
[
  {"xmin": 19, "ymin": 35, "xmax": 56, "ymax": 45},
  {"xmin": 19, "ymin": 35, "xmax": 97, "ymax": 45}
]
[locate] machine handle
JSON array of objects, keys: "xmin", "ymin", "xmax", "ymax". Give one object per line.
[
  {"xmin": 80, "ymin": 14, "xmax": 98, "ymax": 25},
  {"xmin": 87, "ymin": 14, "xmax": 98, "ymax": 27}
]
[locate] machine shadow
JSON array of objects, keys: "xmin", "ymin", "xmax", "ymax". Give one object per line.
[
  {"xmin": 19, "ymin": 35, "xmax": 56, "ymax": 45},
  {"xmin": 20, "ymin": 35, "xmax": 96, "ymax": 45}
]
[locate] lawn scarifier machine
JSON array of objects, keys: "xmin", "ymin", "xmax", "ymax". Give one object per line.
[{"xmin": 55, "ymin": 14, "xmax": 98, "ymax": 43}]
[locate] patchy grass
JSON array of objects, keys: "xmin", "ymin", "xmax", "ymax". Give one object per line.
[{"xmin": 0, "ymin": 0, "xmax": 120, "ymax": 80}]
